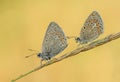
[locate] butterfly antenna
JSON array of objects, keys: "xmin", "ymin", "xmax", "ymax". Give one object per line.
[
  {"xmin": 28, "ymin": 49, "xmax": 39, "ymax": 52},
  {"xmin": 25, "ymin": 49, "xmax": 39, "ymax": 58},
  {"xmin": 66, "ymin": 36, "xmax": 77, "ymax": 39},
  {"xmin": 25, "ymin": 53, "xmax": 38, "ymax": 58}
]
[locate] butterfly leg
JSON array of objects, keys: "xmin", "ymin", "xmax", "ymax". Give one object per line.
[
  {"xmin": 77, "ymin": 43, "xmax": 81, "ymax": 47},
  {"xmin": 52, "ymin": 57, "xmax": 58, "ymax": 61},
  {"xmin": 40, "ymin": 58, "xmax": 44, "ymax": 66}
]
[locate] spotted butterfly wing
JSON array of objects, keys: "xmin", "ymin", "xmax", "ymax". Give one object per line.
[
  {"xmin": 41, "ymin": 22, "xmax": 68, "ymax": 60},
  {"xmin": 79, "ymin": 11, "xmax": 104, "ymax": 44}
]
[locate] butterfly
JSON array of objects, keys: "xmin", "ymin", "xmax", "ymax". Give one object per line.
[
  {"xmin": 37, "ymin": 22, "xmax": 68, "ymax": 64},
  {"xmin": 75, "ymin": 11, "xmax": 104, "ymax": 44}
]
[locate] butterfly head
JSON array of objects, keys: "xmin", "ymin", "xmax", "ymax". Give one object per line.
[
  {"xmin": 75, "ymin": 37, "xmax": 88, "ymax": 44},
  {"xmin": 37, "ymin": 52, "xmax": 51, "ymax": 61},
  {"xmin": 75, "ymin": 37, "xmax": 81, "ymax": 43},
  {"xmin": 37, "ymin": 53, "xmax": 42, "ymax": 57}
]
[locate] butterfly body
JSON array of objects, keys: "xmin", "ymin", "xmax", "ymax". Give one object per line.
[
  {"xmin": 76, "ymin": 11, "xmax": 104, "ymax": 44},
  {"xmin": 38, "ymin": 22, "xmax": 68, "ymax": 61}
]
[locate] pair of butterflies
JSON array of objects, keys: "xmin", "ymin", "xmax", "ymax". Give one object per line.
[{"xmin": 33, "ymin": 11, "xmax": 104, "ymax": 64}]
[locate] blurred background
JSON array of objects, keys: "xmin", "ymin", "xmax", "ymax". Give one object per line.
[{"xmin": 0, "ymin": 0, "xmax": 120, "ymax": 82}]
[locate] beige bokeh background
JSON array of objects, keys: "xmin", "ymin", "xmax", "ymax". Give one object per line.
[{"xmin": 0, "ymin": 0, "xmax": 120, "ymax": 82}]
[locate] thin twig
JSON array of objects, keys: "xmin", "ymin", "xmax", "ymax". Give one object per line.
[{"xmin": 11, "ymin": 32, "xmax": 120, "ymax": 82}]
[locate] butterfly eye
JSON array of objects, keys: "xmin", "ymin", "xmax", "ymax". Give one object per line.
[
  {"xmin": 37, "ymin": 53, "xmax": 41, "ymax": 57},
  {"xmin": 83, "ymin": 27, "xmax": 86, "ymax": 29}
]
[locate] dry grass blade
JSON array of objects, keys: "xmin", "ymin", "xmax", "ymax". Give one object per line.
[{"xmin": 11, "ymin": 32, "xmax": 120, "ymax": 82}]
